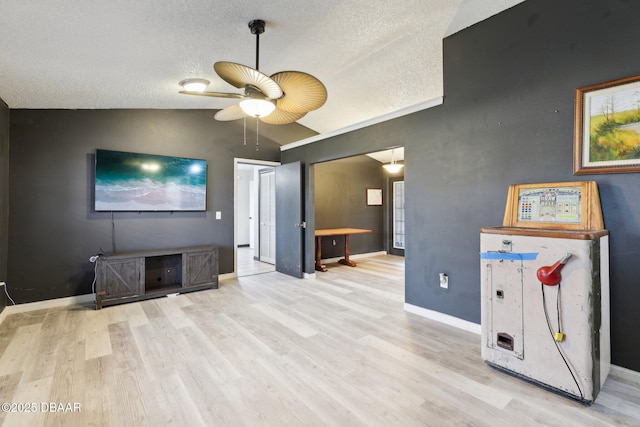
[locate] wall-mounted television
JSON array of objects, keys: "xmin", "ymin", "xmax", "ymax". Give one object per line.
[{"xmin": 95, "ymin": 149, "xmax": 207, "ymax": 212}]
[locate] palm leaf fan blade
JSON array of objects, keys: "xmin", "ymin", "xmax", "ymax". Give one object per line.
[
  {"xmin": 271, "ymin": 71, "xmax": 327, "ymax": 113},
  {"xmin": 259, "ymin": 108, "xmax": 306, "ymax": 125},
  {"xmin": 214, "ymin": 105, "xmax": 245, "ymax": 121},
  {"xmin": 214, "ymin": 62, "xmax": 282, "ymax": 99}
]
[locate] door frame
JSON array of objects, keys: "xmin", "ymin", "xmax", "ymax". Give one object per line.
[
  {"xmin": 258, "ymin": 167, "xmax": 276, "ymax": 264},
  {"xmin": 305, "ymin": 147, "xmax": 405, "ymax": 274},
  {"xmin": 233, "ymin": 158, "xmax": 280, "ymax": 277}
]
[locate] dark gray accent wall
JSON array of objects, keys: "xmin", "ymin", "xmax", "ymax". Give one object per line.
[
  {"xmin": 8, "ymin": 109, "xmax": 281, "ymax": 304},
  {"xmin": 0, "ymin": 97, "xmax": 8, "ymax": 313},
  {"xmin": 283, "ymin": 0, "xmax": 640, "ymax": 371},
  {"xmin": 315, "ymin": 156, "xmax": 384, "ymax": 258}
]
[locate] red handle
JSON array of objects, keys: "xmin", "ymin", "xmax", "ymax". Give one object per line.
[{"xmin": 536, "ymin": 253, "xmax": 572, "ymax": 286}]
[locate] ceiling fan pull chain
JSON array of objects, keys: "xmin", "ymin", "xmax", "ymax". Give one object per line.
[
  {"xmin": 256, "ymin": 117, "xmax": 260, "ymax": 151},
  {"xmin": 243, "ymin": 114, "xmax": 247, "ymax": 145}
]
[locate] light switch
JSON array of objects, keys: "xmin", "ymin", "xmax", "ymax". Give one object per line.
[{"xmin": 216, "ymin": 211, "xmax": 222, "ymax": 220}]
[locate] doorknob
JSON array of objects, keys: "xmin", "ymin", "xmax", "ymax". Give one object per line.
[{"xmin": 295, "ymin": 221, "xmax": 306, "ymax": 228}]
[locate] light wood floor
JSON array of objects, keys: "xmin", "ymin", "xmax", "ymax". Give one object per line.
[
  {"xmin": 237, "ymin": 247, "xmax": 275, "ymax": 277},
  {"xmin": 0, "ymin": 255, "xmax": 639, "ymax": 426}
]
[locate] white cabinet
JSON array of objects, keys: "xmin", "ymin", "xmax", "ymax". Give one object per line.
[{"xmin": 480, "ymin": 228, "xmax": 610, "ymax": 404}]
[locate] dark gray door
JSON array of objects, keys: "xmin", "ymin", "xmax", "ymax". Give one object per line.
[{"xmin": 275, "ymin": 161, "xmax": 304, "ymax": 278}]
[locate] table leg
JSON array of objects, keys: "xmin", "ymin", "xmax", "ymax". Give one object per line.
[
  {"xmin": 338, "ymin": 233, "xmax": 357, "ymax": 267},
  {"xmin": 315, "ymin": 236, "xmax": 327, "ymax": 272}
]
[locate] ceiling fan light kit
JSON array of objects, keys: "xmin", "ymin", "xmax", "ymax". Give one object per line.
[
  {"xmin": 179, "ymin": 78, "xmax": 210, "ymax": 92},
  {"xmin": 178, "ymin": 18, "xmax": 327, "ymax": 126},
  {"xmin": 239, "ymin": 98, "xmax": 276, "ymax": 117}
]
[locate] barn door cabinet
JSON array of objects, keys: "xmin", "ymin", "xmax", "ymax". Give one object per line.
[{"xmin": 95, "ymin": 245, "xmax": 218, "ymax": 309}]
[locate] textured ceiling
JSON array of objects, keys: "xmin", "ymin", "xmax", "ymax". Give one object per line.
[{"xmin": 0, "ymin": 0, "xmax": 524, "ymax": 144}]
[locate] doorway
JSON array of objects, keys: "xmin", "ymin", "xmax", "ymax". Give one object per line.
[
  {"xmin": 312, "ymin": 147, "xmax": 405, "ymax": 271},
  {"xmin": 234, "ymin": 159, "xmax": 279, "ymax": 277}
]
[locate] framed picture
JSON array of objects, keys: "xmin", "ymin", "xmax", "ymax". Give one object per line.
[
  {"xmin": 501, "ymin": 181, "xmax": 604, "ymax": 231},
  {"xmin": 574, "ymin": 74, "xmax": 640, "ymax": 174},
  {"xmin": 366, "ymin": 188, "xmax": 383, "ymax": 206}
]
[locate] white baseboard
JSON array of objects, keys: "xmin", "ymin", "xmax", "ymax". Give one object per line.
[
  {"xmin": 219, "ymin": 272, "xmax": 236, "ymax": 281},
  {"xmin": 403, "ymin": 303, "xmax": 640, "ymax": 381},
  {"xmin": 610, "ymin": 364, "xmax": 640, "ymax": 383},
  {"xmin": 404, "ymin": 302, "xmax": 481, "ymax": 334},
  {"xmin": 0, "ymin": 293, "xmax": 95, "ymax": 325}
]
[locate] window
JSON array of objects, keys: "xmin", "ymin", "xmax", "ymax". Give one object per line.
[{"xmin": 393, "ymin": 181, "xmax": 405, "ymax": 249}]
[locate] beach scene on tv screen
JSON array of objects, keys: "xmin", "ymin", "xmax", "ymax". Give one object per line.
[{"xmin": 95, "ymin": 150, "xmax": 207, "ymax": 211}]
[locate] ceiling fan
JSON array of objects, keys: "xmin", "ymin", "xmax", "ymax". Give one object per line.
[{"xmin": 179, "ymin": 19, "xmax": 327, "ymax": 125}]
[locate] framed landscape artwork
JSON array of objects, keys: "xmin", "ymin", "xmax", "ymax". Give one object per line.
[{"xmin": 574, "ymin": 74, "xmax": 640, "ymax": 174}]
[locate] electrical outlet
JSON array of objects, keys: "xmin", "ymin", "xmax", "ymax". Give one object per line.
[{"xmin": 439, "ymin": 273, "xmax": 448, "ymax": 289}]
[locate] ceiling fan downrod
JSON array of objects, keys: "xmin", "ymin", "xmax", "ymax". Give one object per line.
[{"xmin": 248, "ymin": 19, "xmax": 266, "ymax": 71}]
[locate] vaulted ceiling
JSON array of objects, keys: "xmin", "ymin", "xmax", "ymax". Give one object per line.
[{"xmin": 0, "ymin": 0, "xmax": 524, "ymax": 145}]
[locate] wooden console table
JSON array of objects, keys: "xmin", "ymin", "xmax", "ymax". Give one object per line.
[{"xmin": 314, "ymin": 228, "xmax": 372, "ymax": 272}]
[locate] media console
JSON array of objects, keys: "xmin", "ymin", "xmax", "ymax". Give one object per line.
[{"xmin": 95, "ymin": 245, "xmax": 218, "ymax": 309}]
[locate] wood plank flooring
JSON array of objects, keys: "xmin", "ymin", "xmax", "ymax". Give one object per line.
[
  {"xmin": 0, "ymin": 255, "xmax": 639, "ymax": 426},
  {"xmin": 237, "ymin": 247, "xmax": 275, "ymax": 277}
]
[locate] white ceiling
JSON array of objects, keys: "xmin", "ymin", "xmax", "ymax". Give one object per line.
[
  {"xmin": 0, "ymin": 0, "xmax": 524, "ymax": 144},
  {"xmin": 366, "ymin": 147, "xmax": 404, "ymax": 164}
]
